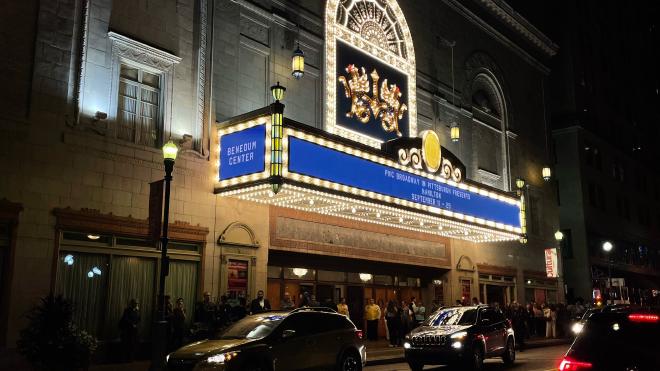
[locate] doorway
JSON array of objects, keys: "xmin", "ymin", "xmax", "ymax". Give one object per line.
[{"xmin": 346, "ymin": 286, "xmax": 364, "ymax": 329}]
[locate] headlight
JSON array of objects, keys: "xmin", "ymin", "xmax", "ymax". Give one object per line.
[
  {"xmin": 165, "ymin": 354, "xmax": 170, "ymax": 363},
  {"xmin": 207, "ymin": 351, "xmax": 240, "ymax": 364},
  {"xmin": 450, "ymin": 331, "xmax": 468, "ymax": 339},
  {"xmin": 451, "ymin": 341, "xmax": 462, "ymax": 349},
  {"xmin": 403, "ymin": 342, "xmax": 411, "ymax": 349},
  {"xmin": 571, "ymin": 322, "xmax": 584, "ymax": 334}
]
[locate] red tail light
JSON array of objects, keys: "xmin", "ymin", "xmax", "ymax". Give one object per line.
[
  {"xmin": 355, "ymin": 330, "xmax": 363, "ymax": 340},
  {"xmin": 558, "ymin": 357, "xmax": 592, "ymax": 370},
  {"xmin": 628, "ymin": 314, "xmax": 659, "ymax": 323}
]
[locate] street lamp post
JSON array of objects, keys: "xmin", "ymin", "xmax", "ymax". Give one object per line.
[
  {"xmin": 151, "ymin": 140, "xmax": 178, "ymax": 370},
  {"xmin": 554, "ymin": 230, "xmax": 565, "ymax": 302},
  {"xmin": 602, "ymin": 241, "xmax": 614, "ymax": 304}
]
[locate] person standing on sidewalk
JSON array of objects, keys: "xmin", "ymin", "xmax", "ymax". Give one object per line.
[
  {"xmin": 337, "ymin": 297, "xmax": 350, "ymax": 318},
  {"xmin": 385, "ymin": 300, "xmax": 400, "ymax": 347},
  {"xmin": 365, "ymin": 298, "xmax": 381, "ymax": 341},
  {"xmin": 510, "ymin": 301, "xmax": 527, "ymax": 351},
  {"xmin": 414, "ymin": 300, "xmax": 426, "ymax": 326}
]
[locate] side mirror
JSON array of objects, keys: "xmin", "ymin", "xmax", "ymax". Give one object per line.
[{"xmin": 282, "ymin": 329, "xmax": 296, "ymax": 339}]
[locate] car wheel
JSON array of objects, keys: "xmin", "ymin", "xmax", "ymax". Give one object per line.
[
  {"xmin": 338, "ymin": 351, "xmax": 362, "ymax": 371},
  {"xmin": 502, "ymin": 338, "xmax": 515, "ymax": 365},
  {"xmin": 407, "ymin": 361, "xmax": 424, "ymax": 371},
  {"xmin": 468, "ymin": 345, "xmax": 484, "ymax": 371}
]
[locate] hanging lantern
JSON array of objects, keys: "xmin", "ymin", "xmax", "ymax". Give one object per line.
[
  {"xmin": 450, "ymin": 122, "xmax": 460, "ymax": 143},
  {"xmin": 542, "ymin": 166, "xmax": 552, "ymax": 181},
  {"xmin": 359, "ymin": 273, "xmax": 373, "ymax": 282},
  {"xmin": 270, "ymin": 81, "xmax": 286, "ymax": 102},
  {"xmin": 515, "ymin": 177, "xmax": 526, "ymax": 190},
  {"xmin": 291, "ymin": 43, "xmax": 305, "ymax": 79}
]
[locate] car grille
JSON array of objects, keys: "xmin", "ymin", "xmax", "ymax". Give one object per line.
[
  {"xmin": 167, "ymin": 358, "xmax": 198, "ymax": 371},
  {"xmin": 411, "ymin": 334, "xmax": 445, "ymax": 346}
]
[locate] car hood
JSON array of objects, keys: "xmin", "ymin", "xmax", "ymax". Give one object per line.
[
  {"xmin": 409, "ymin": 325, "xmax": 472, "ymax": 337},
  {"xmin": 170, "ymin": 338, "xmax": 254, "ymax": 359}
]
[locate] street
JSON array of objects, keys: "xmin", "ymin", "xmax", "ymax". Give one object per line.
[{"xmin": 365, "ymin": 345, "xmax": 568, "ymax": 371}]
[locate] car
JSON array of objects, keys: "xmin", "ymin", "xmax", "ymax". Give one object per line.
[
  {"xmin": 403, "ymin": 305, "xmax": 515, "ymax": 371},
  {"xmin": 166, "ymin": 307, "xmax": 366, "ymax": 371},
  {"xmin": 571, "ymin": 307, "xmax": 602, "ymax": 335},
  {"xmin": 559, "ymin": 307, "xmax": 660, "ymax": 370}
]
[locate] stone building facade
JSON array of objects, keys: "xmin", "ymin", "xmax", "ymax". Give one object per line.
[{"xmin": 0, "ymin": 0, "xmax": 559, "ymax": 354}]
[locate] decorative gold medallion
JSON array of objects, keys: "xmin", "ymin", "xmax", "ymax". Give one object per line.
[{"xmin": 421, "ymin": 130, "xmax": 441, "ymax": 172}]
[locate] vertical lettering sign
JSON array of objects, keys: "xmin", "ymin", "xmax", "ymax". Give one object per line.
[
  {"xmin": 219, "ymin": 124, "xmax": 266, "ymax": 180},
  {"xmin": 545, "ymin": 248, "xmax": 558, "ymax": 278},
  {"xmin": 336, "ymin": 41, "xmax": 409, "ymax": 142}
]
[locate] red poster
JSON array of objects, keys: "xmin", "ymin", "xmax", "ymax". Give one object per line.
[{"xmin": 227, "ymin": 260, "xmax": 248, "ymax": 299}]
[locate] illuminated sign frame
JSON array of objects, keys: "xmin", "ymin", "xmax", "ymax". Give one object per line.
[{"xmin": 325, "ymin": 0, "xmax": 417, "ymax": 148}]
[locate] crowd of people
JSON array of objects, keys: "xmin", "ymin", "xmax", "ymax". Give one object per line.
[{"xmin": 116, "ymin": 290, "xmax": 586, "ymax": 361}]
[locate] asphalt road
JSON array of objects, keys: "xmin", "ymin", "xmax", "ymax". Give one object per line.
[{"xmin": 365, "ymin": 344, "xmax": 569, "ymax": 371}]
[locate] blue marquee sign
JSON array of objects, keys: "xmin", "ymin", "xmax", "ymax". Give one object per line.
[
  {"xmin": 288, "ymin": 137, "xmax": 520, "ymax": 228},
  {"xmin": 219, "ymin": 124, "xmax": 266, "ymax": 180}
]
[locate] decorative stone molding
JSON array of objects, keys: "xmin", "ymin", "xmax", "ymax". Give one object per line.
[
  {"xmin": 0, "ymin": 199, "xmax": 23, "ymax": 221},
  {"xmin": 456, "ymin": 255, "xmax": 475, "ymax": 271},
  {"xmin": 108, "ymin": 32, "xmax": 182, "ymax": 72},
  {"xmin": 475, "ymin": 0, "xmax": 559, "ymax": 57},
  {"xmin": 53, "ymin": 207, "xmax": 208, "ymax": 243},
  {"xmin": 217, "ymin": 221, "xmax": 260, "ymax": 247}
]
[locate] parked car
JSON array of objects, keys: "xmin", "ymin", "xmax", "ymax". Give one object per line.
[
  {"xmin": 560, "ymin": 307, "xmax": 660, "ymax": 370},
  {"xmin": 403, "ymin": 305, "xmax": 515, "ymax": 370},
  {"xmin": 166, "ymin": 307, "xmax": 365, "ymax": 371}
]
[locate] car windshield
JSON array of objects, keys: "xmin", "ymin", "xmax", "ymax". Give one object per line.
[
  {"xmin": 214, "ymin": 314, "xmax": 286, "ymax": 340},
  {"xmin": 424, "ymin": 308, "xmax": 477, "ymax": 326},
  {"xmin": 568, "ymin": 312, "xmax": 660, "ymax": 367}
]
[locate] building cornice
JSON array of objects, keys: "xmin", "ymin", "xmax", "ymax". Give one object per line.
[
  {"xmin": 476, "ymin": 0, "xmax": 558, "ymax": 57},
  {"xmin": 441, "ymin": 0, "xmax": 551, "ymax": 74}
]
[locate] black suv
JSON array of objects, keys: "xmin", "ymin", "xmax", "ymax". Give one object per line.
[
  {"xmin": 166, "ymin": 308, "xmax": 366, "ymax": 371},
  {"xmin": 560, "ymin": 306, "xmax": 660, "ymax": 370},
  {"xmin": 404, "ymin": 305, "xmax": 515, "ymax": 370}
]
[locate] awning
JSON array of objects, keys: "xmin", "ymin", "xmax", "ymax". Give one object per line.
[{"xmin": 215, "ymin": 108, "xmax": 523, "ymax": 243}]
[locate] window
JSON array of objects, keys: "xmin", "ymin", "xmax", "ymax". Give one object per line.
[
  {"xmin": 117, "ymin": 63, "xmax": 161, "ymax": 147},
  {"xmin": 108, "ymin": 32, "xmax": 181, "ymax": 148}
]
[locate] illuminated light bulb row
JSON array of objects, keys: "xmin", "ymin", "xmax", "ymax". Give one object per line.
[{"xmin": 218, "ymin": 184, "xmax": 519, "ymax": 243}]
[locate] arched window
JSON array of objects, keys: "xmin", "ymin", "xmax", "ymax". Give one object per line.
[{"xmin": 465, "ymin": 53, "xmax": 511, "ymax": 190}]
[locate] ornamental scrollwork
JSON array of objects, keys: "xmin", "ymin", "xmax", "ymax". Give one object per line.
[
  {"xmin": 398, "ymin": 148, "xmax": 423, "ymax": 170},
  {"xmin": 338, "ymin": 64, "xmax": 408, "ymax": 136}
]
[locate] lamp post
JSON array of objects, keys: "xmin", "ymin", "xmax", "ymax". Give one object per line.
[
  {"xmin": 151, "ymin": 140, "xmax": 178, "ymax": 370},
  {"xmin": 602, "ymin": 241, "xmax": 614, "ymax": 304},
  {"xmin": 554, "ymin": 230, "xmax": 565, "ymax": 302}
]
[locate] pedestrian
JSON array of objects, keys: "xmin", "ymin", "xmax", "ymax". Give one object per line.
[
  {"xmin": 309, "ymin": 294, "xmax": 320, "ymax": 307},
  {"xmin": 118, "ymin": 299, "xmax": 140, "ymax": 362},
  {"xmin": 385, "ymin": 300, "xmax": 400, "ymax": 347},
  {"xmin": 337, "ymin": 297, "xmax": 350, "ymax": 318},
  {"xmin": 414, "ymin": 300, "xmax": 426, "ymax": 325},
  {"xmin": 195, "ymin": 292, "xmax": 216, "ymax": 336},
  {"xmin": 365, "ymin": 298, "xmax": 381, "ymax": 341},
  {"xmin": 249, "ymin": 290, "xmax": 271, "ymax": 314},
  {"xmin": 430, "ymin": 299, "xmax": 440, "ymax": 314},
  {"xmin": 472, "ymin": 297, "xmax": 481, "ymax": 305},
  {"xmin": 455, "ymin": 300, "xmax": 463, "ymax": 306},
  {"xmin": 216, "ymin": 295, "xmax": 231, "ymax": 330},
  {"xmin": 510, "ymin": 301, "xmax": 527, "ymax": 351},
  {"xmin": 323, "ymin": 297, "xmax": 338, "ymax": 311},
  {"xmin": 280, "ymin": 292, "xmax": 295, "ymax": 310},
  {"xmin": 534, "ymin": 303, "xmax": 545, "ymax": 337},
  {"xmin": 171, "ymin": 297, "xmax": 186, "ymax": 350},
  {"xmin": 299, "ymin": 292, "xmax": 310, "ymax": 308},
  {"xmin": 400, "ymin": 300, "xmax": 412, "ymax": 336},
  {"xmin": 546, "ymin": 304, "xmax": 557, "ymax": 338}
]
